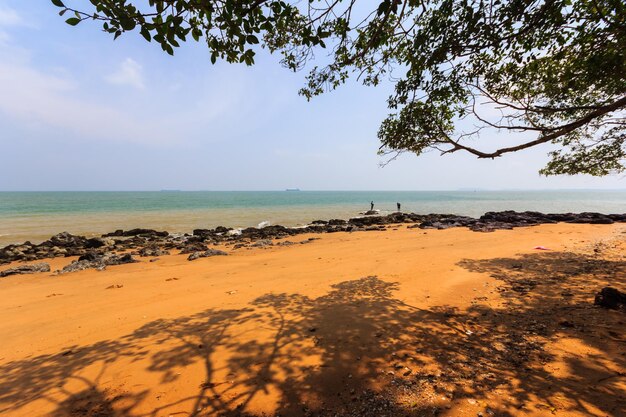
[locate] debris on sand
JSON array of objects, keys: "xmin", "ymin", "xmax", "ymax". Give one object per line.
[{"xmin": 594, "ymin": 287, "xmax": 626, "ymax": 310}]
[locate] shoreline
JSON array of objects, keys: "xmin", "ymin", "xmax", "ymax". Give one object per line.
[
  {"xmin": 2, "ymin": 190, "xmax": 626, "ymax": 248},
  {"xmin": 0, "ymin": 222, "xmax": 624, "ymax": 416},
  {"xmin": 1, "ymin": 210, "xmax": 625, "ymax": 269}
]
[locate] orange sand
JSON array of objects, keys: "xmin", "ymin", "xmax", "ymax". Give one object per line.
[{"xmin": 0, "ymin": 224, "xmax": 624, "ymax": 417}]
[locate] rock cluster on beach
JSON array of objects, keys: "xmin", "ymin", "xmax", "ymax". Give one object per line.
[
  {"xmin": 0, "ymin": 262, "xmax": 50, "ymax": 277},
  {"xmin": 56, "ymin": 252, "xmax": 138, "ymax": 274},
  {"xmin": 1, "ymin": 211, "xmax": 624, "ymax": 272}
]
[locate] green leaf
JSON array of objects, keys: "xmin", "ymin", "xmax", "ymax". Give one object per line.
[
  {"xmin": 140, "ymin": 27, "xmax": 151, "ymax": 42},
  {"xmin": 192, "ymin": 28, "xmax": 201, "ymax": 41},
  {"xmin": 51, "ymin": 0, "xmax": 65, "ymax": 7},
  {"xmin": 65, "ymin": 17, "xmax": 81, "ymax": 26},
  {"xmin": 120, "ymin": 18, "xmax": 136, "ymax": 31},
  {"xmin": 377, "ymin": 1, "xmax": 389, "ymax": 16}
]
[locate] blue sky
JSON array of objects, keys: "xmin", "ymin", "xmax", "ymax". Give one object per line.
[{"xmin": 0, "ymin": 1, "xmax": 624, "ymax": 191}]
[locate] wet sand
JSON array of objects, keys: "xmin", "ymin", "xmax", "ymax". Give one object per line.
[{"xmin": 0, "ymin": 223, "xmax": 624, "ymax": 417}]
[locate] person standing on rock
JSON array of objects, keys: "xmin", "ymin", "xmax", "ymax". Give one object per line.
[
  {"xmin": 397, "ymin": 202, "xmax": 401, "ymax": 212},
  {"xmin": 370, "ymin": 201, "xmax": 374, "ymax": 211}
]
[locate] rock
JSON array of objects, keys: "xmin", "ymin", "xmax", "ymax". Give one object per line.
[
  {"xmin": 251, "ymin": 239, "xmax": 273, "ymax": 248},
  {"xmin": 179, "ymin": 243, "xmax": 209, "ymax": 254},
  {"xmin": 46, "ymin": 232, "xmax": 88, "ymax": 248},
  {"xmin": 85, "ymin": 237, "xmax": 115, "ymax": 248},
  {"xmin": 106, "ymin": 253, "xmax": 136, "ymax": 266},
  {"xmin": 214, "ymin": 226, "xmax": 231, "ymax": 234},
  {"xmin": 102, "ymin": 229, "xmax": 124, "ymax": 237},
  {"xmin": 0, "ymin": 262, "xmax": 50, "ymax": 277},
  {"xmin": 122, "ymin": 228, "xmax": 168, "ymax": 237},
  {"xmin": 57, "ymin": 260, "xmax": 99, "ymax": 274},
  {"xmin": 78, "ymin": 252, "xmax": 102, "ymax": 262},
  {"xmin": 594, "ymin": 287, "xmax": 626, "ymax": 310},
  {"xmin": 57, "ymin": 253, "xmax": 137, "ymax": 274},
  {"xmin": 187, "ymin": 249, "xmax": 228, "ymax": 261},
  {"xmin": 139, "ymin": 247, "xmax": 170, "ymax": 257},
  {"xmin": 1, "ymin": 210, "xmax": 624, "ymax": 266}
]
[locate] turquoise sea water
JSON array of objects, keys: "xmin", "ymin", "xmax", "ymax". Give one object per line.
[{"xmin": 0, "ymin": 190, "xmax": 624, "ymax": 246}]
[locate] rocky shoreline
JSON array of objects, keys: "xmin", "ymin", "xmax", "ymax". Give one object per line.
[{"xmin": 1, "ymin": 211, "xmax": 624, "ymax": 272}]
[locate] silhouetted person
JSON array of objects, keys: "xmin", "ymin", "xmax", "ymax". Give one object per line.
[
  {"xmin": 397, "ymin": 202, "xmax": 401, "ymax": 211},
  {"xmin": 370, "ymin": 201, "xmax": 374, "ymax": 211}
]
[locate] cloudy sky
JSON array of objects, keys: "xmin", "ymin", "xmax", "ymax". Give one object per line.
[{"xmin": 0, "ymin": 1, "xmax": 624, "ymax": 191}]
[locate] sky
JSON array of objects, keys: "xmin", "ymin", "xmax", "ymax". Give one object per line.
[{"xmin": 0, "ymin": 1, "xmax": 624, "ymax": 191}]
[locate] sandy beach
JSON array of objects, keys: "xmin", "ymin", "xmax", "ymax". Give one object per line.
[{"xmin": 0, "ymin": 223, "xmax": 624, "ymax": 417}]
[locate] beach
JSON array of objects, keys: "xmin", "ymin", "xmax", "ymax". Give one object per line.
[{"xmin": 0, "ymin": 221, "xmax": 624, "ymax": 417}]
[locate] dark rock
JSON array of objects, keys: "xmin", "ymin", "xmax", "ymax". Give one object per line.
[
  {"xmin": 46, "ymin": 232, "xmax": 88, "ymax": 248},
  {"xmin": 2, "ymin": 210, "xmax": 625, "ymax": 267},
  {"xmin": 107, "ymin": 253, "xmax": 136, "ymax": 265},
  {"xmin": 187, "ymin": 249, "xmax": 228, "ymax": 261},
  {"xmin": 78, "ymin": 251, "xmax": 102, "ymax": 262},
  {"xmin": 193, "ymin": 228, "xmax": 211, "ymax": 236},
  {"xmin": 0, "ymin": 262, "xmax": 50, "ymax": 277},
  {"xmin": 121, "ymin": 228, "xmax": 168, "ymax": 237},
  {"xmin": 57, "ymin": 260, "xmax": 103, "ymax": 274},
  {"xmin": 102, "ymin": 229, "xmax": 124, "ymax": 237},
  {"xmin": 179, "ymin": 243, "xmax": 209, "ymax": 254},
  {"xmin": 349, "ymin": 216, "xmax": 385, "ymax": 227},
  {"xmin": 251, "ymin": 239, "xmax": 273, "ymax": 248},
  {"xmin": 84, "ymin": 237, "xmax": 115, "ymax": 249},
  {"xmin": 57, "ymin": 253, "xmax": 137, "ymax": 274},
  {"xmin": 594, "ymin": 287, "xmax": 626, "ymax": 310},
  {"xmin": 214, "ymin": 226, "xmax": 231, "ymax": 234},
  {"xmin": 139, "ymin": 247, "xmax": 170, "ymax": 257},
  {"xmin": 607, "ymin": 213, "xmax": 626, "ymax": 222}
]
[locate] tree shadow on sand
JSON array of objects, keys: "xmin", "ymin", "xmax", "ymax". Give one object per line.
[{"xmin": 0, "ymin": 252, "xmax": 624, "ymax": 416}]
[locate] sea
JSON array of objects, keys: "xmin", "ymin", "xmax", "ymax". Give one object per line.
[{"xmin": 0, "ymin": 190, "xmax": 624, "ymax": 246}]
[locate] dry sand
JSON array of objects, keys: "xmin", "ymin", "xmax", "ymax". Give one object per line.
[{"xmin": 0, "ymin": 223, "xmax": 624, "ymax": 417}]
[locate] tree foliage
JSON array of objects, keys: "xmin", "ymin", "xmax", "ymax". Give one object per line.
[{"xmin": 53, "ymin": 0, "xmax": 626, "ymax": 175}]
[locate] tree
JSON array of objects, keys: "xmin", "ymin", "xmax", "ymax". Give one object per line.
[{"xmin": 53, "ymin": 0, "xmax": 626, "ymax": 175}]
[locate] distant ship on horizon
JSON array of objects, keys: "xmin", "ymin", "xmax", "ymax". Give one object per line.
[{"xmin": 285, "ymin": 188, "xmax": 301, "ymax": 192}]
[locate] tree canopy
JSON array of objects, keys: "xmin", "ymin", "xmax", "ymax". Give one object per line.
[{"xmin": 53, "ymin": 0, "xmax": 626, "ymax": 175}]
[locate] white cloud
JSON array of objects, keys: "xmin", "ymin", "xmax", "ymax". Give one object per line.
[
  {"xmin": 0, "ymin": 50, "xmax": 255, "ymax": 146},
  {"xmin": 0, "ymin": 6, "xmax": 22, "ymax": 27},
  {"xmin": 105, "ymin": 58, "xmax": 145, "ymax": 89},
  {"xmin": 0, "ymin": 61, "xmax": 164, "ymax": 144}
]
